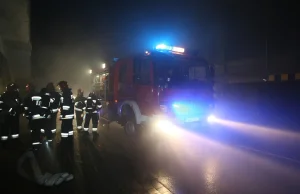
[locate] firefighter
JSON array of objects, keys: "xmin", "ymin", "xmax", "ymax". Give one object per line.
[
  {"xmin": 46, "ymin": 82, "xmax": 60, "ymax": 135},
  {"xmin": 23, "ymin": 83, "xmax": 38, "ymax": 133},
  {"xmin": 40, "ymin": 88, "xmax": 53, "ymax": 142},
  {"xmin": 0, "ymin": 83, "xmax": 22, "ymax": 141},
  {"xmin": 83, "ymin": 92, "xmax": 102, "ymax": 133},
  {"xmin": 26, "ymin": 88, "xmax": 52, "ymax": 148},
  {"xmin": 74, "ymin": 89, "xmax": 86, "ymax": 130},
  {"xmin": 57, "ymin": 81, "xmax": 75, "ymax": 138}
]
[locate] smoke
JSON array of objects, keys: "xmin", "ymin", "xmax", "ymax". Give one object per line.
[{"xmin": 32, "ymin": 45, "xmax": 94, "ymax": 92}]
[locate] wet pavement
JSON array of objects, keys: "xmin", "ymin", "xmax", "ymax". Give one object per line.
[{"xmin": 1, "ymin": 117, "xmax": 300, "ymax": 194}]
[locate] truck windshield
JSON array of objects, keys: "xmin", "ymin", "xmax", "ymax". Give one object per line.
[{"xmin": 153, "ymin": 57, "xmax": 210, "ymax": 87}]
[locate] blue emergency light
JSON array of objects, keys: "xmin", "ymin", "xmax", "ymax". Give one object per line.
[
  {"xmin": 156, "ymin": 44, "xmax": 172, "ymax": 50},
  {"xmin": 155, "ymin": 44, "xmax": 185, "ymax": 53},
  {"xmin": 172, "ymin": 102, "xmax": 216, "ymax": 123},
  {"xmin": 172, "ymin": 103, "xmax": 191, "ymax": 115}
]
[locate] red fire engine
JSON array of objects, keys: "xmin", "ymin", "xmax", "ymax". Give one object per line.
[{"xmin": 105, "ymin": 44, "xmax": 216, "ymax": 134}]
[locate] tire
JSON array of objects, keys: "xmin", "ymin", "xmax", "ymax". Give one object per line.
[
  {"xmin": 121, "ymin": 106, "xmax": 138, "ymax": 136},
  {"xmin": 124, "ymin": 116, "xmax": 137, "ymax": 136}
]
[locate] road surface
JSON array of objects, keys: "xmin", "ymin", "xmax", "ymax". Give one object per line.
[{"xmin": 1, "ymin": 117, "xmax": 300, "ymax": 194}]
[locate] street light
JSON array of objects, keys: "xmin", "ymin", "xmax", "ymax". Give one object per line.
[
  {"xmin": 102, "ymin": 63, "xmax": 106, "ymax": 69},
  {"xmin": 89, "ymin": 69, "xmax": 92, "ymax": 74}
]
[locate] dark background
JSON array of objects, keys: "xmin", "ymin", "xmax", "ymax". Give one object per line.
[{"xmin": 30, "ymin": 0, "xmax": 299, "ymax": 89}]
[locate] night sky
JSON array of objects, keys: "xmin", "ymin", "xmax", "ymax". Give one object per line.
[{"xmin": 30, "ymin": 0, "xmax": 299, "ymax": 88}]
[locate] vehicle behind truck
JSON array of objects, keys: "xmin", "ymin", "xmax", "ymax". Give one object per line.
[{"xmin": 104, "ymin": 44, "xmax": 216, "ymax": 135}]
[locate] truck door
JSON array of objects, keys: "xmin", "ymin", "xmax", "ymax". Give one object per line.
[
  {"xmin": 133, "ymin": 56, "xmax": 154, "ymax": 115},
  {"xmin": 117, "ymin": 59, "xmax": 134, "ymax": 101}
]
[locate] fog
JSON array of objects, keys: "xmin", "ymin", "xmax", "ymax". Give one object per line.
[{"xmin": 31, "ymin": 44, "xmax": 103, "ymax": 93}]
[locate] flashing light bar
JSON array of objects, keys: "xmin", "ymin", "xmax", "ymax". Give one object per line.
[
  {"xmin": 155, "ymin": 44, "xmax": 185, "ymax": 53},
  {"xmin": 172, "ymin": 46, "xmax": 185, "ymax": 53},
  {"xmin": 156, "ymin": 44, "xmax": 172, "ymax": 50}
]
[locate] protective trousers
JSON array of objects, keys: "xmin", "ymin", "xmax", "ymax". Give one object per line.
[
  {"xmin": 61, "ymin": 119, "xmax": 73, "ymax": 138},
  {"xmin": 30, "ymin": 119, "xmax": 44, "ymax": 146},
  {"xmin": 49, "ymin": 112, "xmax": 57, "ymax": 134},
  {"xmin": 44, "ymin": 118, "xmax": 53, "ymax": 141},
  {"xmin": 75, "ymin": 111, "xmax": 83, "ymax": 130},
  {"xmin": 1, "ymin": 114, "xmax": 20, "ymax": 140},
  {"xmin": 83, "ymin": 113, "xmax": 99, "ymax": 132}
]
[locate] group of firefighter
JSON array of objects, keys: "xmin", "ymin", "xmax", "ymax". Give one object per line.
[{"xmin": 0, "ymin": 80, "xmax": 102, "ymax": 149}]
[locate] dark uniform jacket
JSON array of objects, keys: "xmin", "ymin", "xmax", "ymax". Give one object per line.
[
  {"xmin": 23, "ymin": 91, "xmax": 39, "ymax": 120},
  {"xmin": 74, "ymin": 95, "xmax": 86, "ymax": 112},
  {"xmin": 48, "ymin": 91, "xmax": 60, "ymax": 113},
  {"xmin": 59, "ymin": 89, "xmax": 75, "ymax": 119},
  {"xmin": 84, "ymin": 95, "xmax": 102, "ymax": 114},
  {"xmin": 0, "ymin": 91, "xmax": 22, "ymax": 119},
  {"xmin": 24, "ymin": 92, "xmax": 51, "ymax": 120}
]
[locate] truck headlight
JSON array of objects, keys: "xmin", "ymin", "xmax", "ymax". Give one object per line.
[
  {"xmin": 207, "ymin": 114, "xmax": 217, "ymax": 123},
  {"xmin": 155, "ymin": 119, "xmax": 173, "ymax": 129}
]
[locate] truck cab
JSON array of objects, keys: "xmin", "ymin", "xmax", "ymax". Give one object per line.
[{"xmin": 106, "ymin": 44, "xmax": 215, "ymax": 134}]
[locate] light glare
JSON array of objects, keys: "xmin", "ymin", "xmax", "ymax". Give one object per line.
[
  {"xmin": 172, "ymin": 47, "xmax": 185, "ymax": 53},
  {"xmin": 156, "ymin": 44, "xmax": 172, "ymax": 50},
  {"xmin": 207, "ymin": 115, "xmax": 216, "ymax": 123},
  {"xmin": 156, "ymin": 120, "xmax": 173, "ymax": 129}
]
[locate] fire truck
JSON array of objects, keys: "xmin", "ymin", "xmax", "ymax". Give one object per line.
[{"xmin": 104, "ymin": 44, "xmax": 216, "ymax": 134}]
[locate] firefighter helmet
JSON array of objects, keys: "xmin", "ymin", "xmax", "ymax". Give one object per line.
[
  {"xmin": 46, "ymin": 82, "xmax": 55, "ymax": 92},
  {"xmin": 6, "ymin": 83, "xmax": 19, "ymax": 93},
  {"xmin": 40, "ymin": 88, "xmax": 47, "ymax": 94},
  {"xmin": 26, "ymin": 83, "xmax": 35, "ymax": 92},
  {"xmin": 88, "ymin": 92, "xmax": 96, "ymax": 97},
  {"xmin": 57, "ymin": 81, "xmax": 68, "ymax": 90},
  {"xmin": 77, "ymin": 89, "xmax": 84, "ymax": 96}
]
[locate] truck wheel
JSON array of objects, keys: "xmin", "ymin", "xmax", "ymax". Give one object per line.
[
  {"xmin": 124, "ymin": 117, "xmax": 136, "ymax": 136},
  {"xmin": 121, "ymin": 106, "xmax": 137, "ymax": 136}
]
